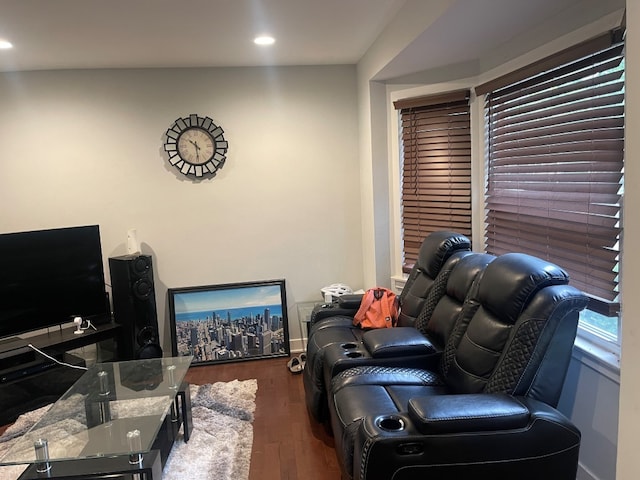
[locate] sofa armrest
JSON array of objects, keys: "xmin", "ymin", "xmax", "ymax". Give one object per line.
[
  {"xmin": 310, "ymin": 302, "xmax": 359, "ymax": 326},
  {"xmin": 362, "ymin": 327, "xmax": 436, "ymax": 358},
  {"xmin": 338, "ymin": 294, "xmax": 364, "ymax": 309},
  {"xmin": 407, "ymin": 393, "xmax": 530, "ymax": 434},
  {"xmin": 308, "ymin": 294, "xmax": 363, "ymax": 327},
  {"xmin": 353, "ymin": 398, "xmax": 581, "ymax": 480}
]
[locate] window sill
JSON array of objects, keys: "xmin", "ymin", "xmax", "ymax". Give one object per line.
[
  {"xmin": 572, "ymin": 334, "xmax": 620, "ymax": 384},
  {"xmin": 391, "ymin": 274, "xmax": 408, "ymax": 295}
]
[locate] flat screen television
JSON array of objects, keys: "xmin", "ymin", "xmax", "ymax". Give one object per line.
[{"xmin": 0, "ymin": 225, "xmax": 109, "ymax": 339}]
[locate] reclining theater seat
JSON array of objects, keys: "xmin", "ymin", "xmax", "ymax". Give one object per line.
[
  {"xmin": 303, "ymin": 231, "xmax": 471, "ymax": 422},
  {"xmin": 319, "ymin": 251, "xmax": 496, "ymax": 416},
  {"xmin": 328, "ymin": 253, "xmax": 589, "ymax": 480}
]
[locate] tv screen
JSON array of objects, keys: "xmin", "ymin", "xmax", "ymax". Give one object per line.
[{"xmin": 0, "ymin": 225, "xmax": 108, "ymax": 339}]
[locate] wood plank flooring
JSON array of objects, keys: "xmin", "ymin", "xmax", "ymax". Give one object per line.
[
  {"xmin": 0, "ymin": 356, "xmax": 341, "ymax": 479},
  {"xmin": 185, "ymin": 356, "xmax": 341, "ymax": 480}
]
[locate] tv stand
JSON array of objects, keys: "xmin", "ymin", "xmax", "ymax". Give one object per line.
[
  {"xmin": 0, "ymin": 321, "xmax": 122, "ymax": 425},
  {"xmin": 21, "ymin": 321, "xmax": 122, "ymax": 354},
  {"xmin": 0, "ymin": 343, "xmax": 35, "ymax": 372},
  {"xmin": 0, "ymin": 352, "xmax": 82, "ymax": 384},
  {"xmin": 0, "ymin": 336, "xmax": 28, "ymax": 349}
]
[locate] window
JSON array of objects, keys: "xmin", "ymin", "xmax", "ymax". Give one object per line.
[
  {"xmin": 394, "ymin": 90, "xmax": 472, "ymax": 272},
  {"xmin": 478, "ymin": 30, "xmax": 625, "ymax": 343}
]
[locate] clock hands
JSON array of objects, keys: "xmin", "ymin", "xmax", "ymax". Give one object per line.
[{"xmin": 189, "ymin": 139, "xmax": 202, "ymax": 161}]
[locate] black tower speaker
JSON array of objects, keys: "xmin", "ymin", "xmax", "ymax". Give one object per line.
[{"xmin": 109, "ymin": 254, "xmax": 163, "ymax": 360}]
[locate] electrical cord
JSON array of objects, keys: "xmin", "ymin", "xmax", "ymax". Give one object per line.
[
  {"xmin": 82, "ymin": 319, "xmax": 98, "ymax": 331},
  {"xmin": 27, "ymin": 343, "xmax": 88, "ymax": 371},
  {"xmin": 73, "ymin": 316, "xmax": 97, "ymax": 334}
]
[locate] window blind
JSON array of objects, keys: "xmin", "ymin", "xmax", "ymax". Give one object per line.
[
  {"xmin": 483, "ymin": 39, "xmax": 624, "ymax": 315},
  {"xmin": 394, "ymin": 90, "xmax": 472, "ymax": 271}
]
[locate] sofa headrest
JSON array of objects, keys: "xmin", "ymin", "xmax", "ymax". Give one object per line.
[
  {"xmin": 448, "ymin": 253, "xmax": 496, "ymax": 302},
  {"xmin": 477, "ymin": 253, "xmax": 569, "ymax": 325},
  {"xmin": 417, "ymin": 231, "xmax": 471, "ymax": 278}
]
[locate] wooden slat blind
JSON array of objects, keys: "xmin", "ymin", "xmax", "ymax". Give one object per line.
[
  {"xmin": 396, "ymin": 90, "xmax": 472, "ymax": 271},
  {"xmin": 484, "ymin": 41, "xmax": 624, "ymax": 315}
]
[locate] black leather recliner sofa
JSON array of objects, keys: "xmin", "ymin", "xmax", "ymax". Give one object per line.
[
  {"xmin": 303, "ymin": 231, "xmax": 472, "ymax": 423},
  {"xmin": 324, "ymin": 252, "xmax": 588, "ymax": 480},
  {"xmin": 312, "ymin": 251, "xmax": 495, "ymax": 429}
]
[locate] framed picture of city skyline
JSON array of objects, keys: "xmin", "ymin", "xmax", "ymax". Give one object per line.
[{"xmin": 168, "ymin": 279, "xmax": 290, "ymax": 366}]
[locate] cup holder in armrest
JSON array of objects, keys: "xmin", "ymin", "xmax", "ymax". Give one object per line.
[
  {"xmin": 376, "ymin": 415, "xmax": 405, "ymax": 432},
  {"xmin": 345, "ymin": 351, "xmax": 363, "ymax": 358},
  {"xmin": 341, "ymin": 343, "xmax": 358, "ymax": 349}
]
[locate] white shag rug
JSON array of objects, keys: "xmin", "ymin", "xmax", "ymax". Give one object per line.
[{"xmin": 0, "ymin": 379, "xmax": 257, "ymax": 480}]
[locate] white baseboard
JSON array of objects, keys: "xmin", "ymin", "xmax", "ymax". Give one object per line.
[{"xmin": 289, "ymin": 337, "xmax": 306, "ymax": 354}]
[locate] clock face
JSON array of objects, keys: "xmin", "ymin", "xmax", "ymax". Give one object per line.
[
  {"xmin": 177, "ymin": 128, "xmax": 215, "ymax": 165},
  {"xmin": 164, "ymin": 114, "xmax": 228, "ymax": 178}
]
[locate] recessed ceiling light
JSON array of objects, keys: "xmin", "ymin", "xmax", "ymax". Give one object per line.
[
  {"xmin": 0, "ymin": 40, "xmax": 13, "ymax": 49},
  {"xmin": 254, "ymin": 36, "xmax": 275, "ymax": 46}
]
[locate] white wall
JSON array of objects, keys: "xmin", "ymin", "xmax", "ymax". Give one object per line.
[
  {"xmin": 0, "ymin": 65, "xmax": 364, "ymax": 352},
  {"xmin": 558, "ymin": 353, "xmax": 619, "ymax": 480},
  {"xmin": 355, "ymin": 0, "xmax": 456, "ymax": 287}
]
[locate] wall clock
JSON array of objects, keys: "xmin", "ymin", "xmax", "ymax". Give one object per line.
[{"xmin": 163, "ymin": 114, "xmax": 228, "ymax": 178}]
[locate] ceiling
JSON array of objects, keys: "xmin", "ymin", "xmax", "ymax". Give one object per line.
[{"xmin": 0, "ymin": 0, "xmax": 625, "ymax": 79}]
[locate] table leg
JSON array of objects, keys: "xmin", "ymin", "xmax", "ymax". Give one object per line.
[{"xmin": 177, "ymin": 381, "xmax": 193, "ymax": 442}]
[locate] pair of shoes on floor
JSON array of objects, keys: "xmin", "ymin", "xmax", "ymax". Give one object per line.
[{"xmin": 287, "ymin": 353, "xmax": 307, "ymax": 374}]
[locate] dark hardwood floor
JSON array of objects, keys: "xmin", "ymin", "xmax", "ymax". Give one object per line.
[
  {"xmin": 0, "ymin": 356, "xmax": 341, "ymax": 479},
  {"xmin": 185, "ymin": 356, "xmax": 342, "ymax": 480}
]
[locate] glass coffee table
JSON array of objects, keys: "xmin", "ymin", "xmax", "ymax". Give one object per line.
[{"xmin": 0, "ymin": 356, "xmax": 193, "ymax": 479}]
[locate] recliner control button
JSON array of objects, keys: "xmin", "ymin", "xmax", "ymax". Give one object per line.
[{"xmin": 397, "ymin": 443, "xmax": 424, "ymax": 455}]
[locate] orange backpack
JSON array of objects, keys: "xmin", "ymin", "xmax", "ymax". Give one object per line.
[{"xmin": 353, "ymin": 287, "xmax": 399, "ymax": 329}]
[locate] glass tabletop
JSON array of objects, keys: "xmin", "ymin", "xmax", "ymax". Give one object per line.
[{"xmin": 0, "ymin": 356, "xmax": 192, "ymax": 466}]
